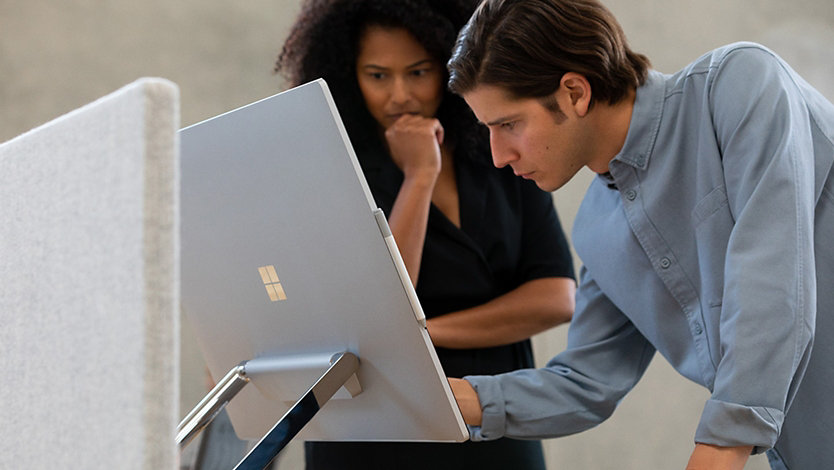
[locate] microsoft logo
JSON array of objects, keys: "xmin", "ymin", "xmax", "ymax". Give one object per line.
[{"xmin": 258, "ymin": 265, "xmax": 287, "ymax": 302}]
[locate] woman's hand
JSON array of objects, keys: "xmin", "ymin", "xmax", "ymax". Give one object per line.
[{"xmin": 384, "ymin": 114, "xmax": 444, "ymax": 181}]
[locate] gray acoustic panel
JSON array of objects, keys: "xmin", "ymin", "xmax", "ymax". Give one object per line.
[{"xmin": 0, "ymin": 78, "xmax": 180, "ymax": 469}]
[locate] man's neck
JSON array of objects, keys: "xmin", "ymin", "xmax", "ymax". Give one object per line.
[{"xmin": 586, "ymin": 89, "xmax": 636, "ymax": 174}]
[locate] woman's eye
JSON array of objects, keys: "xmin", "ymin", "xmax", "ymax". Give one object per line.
[{"xmin": 370, "ymin": 72, "xmax": 385, "ymax": 80}]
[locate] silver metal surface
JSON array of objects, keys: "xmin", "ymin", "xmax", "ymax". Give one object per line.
[
  {"xmin": 177, "ymin": 363, "xmax": 251, "ymax": 448},
  {"xmin": 311, "ymin": 352, "xmax": 361, "ymax": 405},
  {"xmin": 180, "ymin": 79, "xmax": 467, "ymax": 442},
  {"xmin": 234, "ymin": 352, "xmax": 361, "ymax": 470}
]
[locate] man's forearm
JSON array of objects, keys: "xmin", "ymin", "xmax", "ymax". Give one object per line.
[
  {"xmin": 448, "ymin": 377, "xmax": 482, "ymax": 426},
  {"xmin": 686, "ymin": 443, "xmax": 752, "ymax": 470}
]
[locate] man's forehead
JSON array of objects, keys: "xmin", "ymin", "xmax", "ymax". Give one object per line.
[
  {"xmin": 463, "ymin": 83, "xmax": 516, "ymax": 102},
  {"xmin": 463, "ymin": 85, "xmax": 532, "ymax": 123}
]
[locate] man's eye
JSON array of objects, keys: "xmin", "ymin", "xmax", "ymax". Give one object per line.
[{"xmin": 501, "ymin": 121, "xmax": 516, "ymax": 130}]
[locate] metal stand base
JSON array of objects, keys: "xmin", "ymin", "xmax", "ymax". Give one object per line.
[
  {"xmin": 177, "ymin": 363, "xmax": 250, "ymax": 448},
  {"xmin": 177, "ymin": 352, "xmax": 360, "ymax": 470}
]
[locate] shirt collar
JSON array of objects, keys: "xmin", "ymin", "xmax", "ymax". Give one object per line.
[{"xmin": 611, "ymin": 70, "xmax": 667, "ymax": 171}]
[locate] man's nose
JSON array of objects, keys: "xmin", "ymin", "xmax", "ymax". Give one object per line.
[{"xmin": 490, "ymin": 133, "xmax": 517, "ymax": 168}]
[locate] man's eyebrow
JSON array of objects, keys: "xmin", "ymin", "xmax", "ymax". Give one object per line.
[{"xmin": 485, "ymin": 114, "xmax": 521, "ymax": 126}]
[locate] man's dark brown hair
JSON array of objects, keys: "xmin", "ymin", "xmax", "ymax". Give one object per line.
[{"xmin": 448, "ymin": 0, "xmax": 650, "ymax": 106}]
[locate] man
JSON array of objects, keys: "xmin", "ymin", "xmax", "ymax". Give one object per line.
[{"xmin": 444, "ymin": 0, "xmax": 834, "ymax": 469}]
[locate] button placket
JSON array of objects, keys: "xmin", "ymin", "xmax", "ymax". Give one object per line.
[{"xmin": 693, "ymin": 322, "xmax": 703, "ymax": 335}]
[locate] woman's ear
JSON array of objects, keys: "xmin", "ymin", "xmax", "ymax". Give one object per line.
[{"xmin": 560, "ymin": 72, "xmax": 592, "ymax": 117}]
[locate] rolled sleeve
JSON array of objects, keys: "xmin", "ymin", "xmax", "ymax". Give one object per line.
[
  {"xmin": 696, "ymin": 399, "xmax": 784, "ymax": 453},
  {"xmin": 463, "ymin": 375, "xmax": 507, "ymax": 441}
]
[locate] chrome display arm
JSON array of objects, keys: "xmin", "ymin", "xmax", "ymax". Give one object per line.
[
  {"xmin": 177, "ymin": 362, "xmax": 251, "ymax": 448},
  {"xmin": 234, "ymin": 352, "xmax": 360, "ymax": 470},
  {"xmin": 177, "ymin": 352, "xmax": 361, "ymax": 470}
]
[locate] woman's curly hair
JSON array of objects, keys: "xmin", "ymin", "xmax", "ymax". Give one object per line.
[{"xmin": 275, "ymin": 0, "xmax": 487, "ymax": 159}]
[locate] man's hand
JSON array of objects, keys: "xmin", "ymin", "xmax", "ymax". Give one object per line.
[
  {"xmin": 686, "ymin": 443, "xmax": 753, "ymax": 470},
  {"xmin": 448, "ymin": 377, "xmax": 483, "ymax": 426}
]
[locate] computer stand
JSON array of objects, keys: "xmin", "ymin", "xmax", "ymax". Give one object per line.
[{"xmin": 177, "ymin": 352, "xmax": 361, "ymax": 470}]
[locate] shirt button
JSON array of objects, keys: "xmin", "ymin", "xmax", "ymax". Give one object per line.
[
  {"xmin": 625, "ymin": 189, "xmax": 637, "ymax": 201},
  {"xmin": 660, "ymin": 257, "xmax": 672, "ymax": 269},
  {"xmin": 694, "ymin": 323, "xmax": 703, "ymax": 335}
]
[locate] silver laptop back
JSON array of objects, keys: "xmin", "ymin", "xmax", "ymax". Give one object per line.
[{"xmin": 180, "ymin": 79, "xmax": 467, "ymax": 441}]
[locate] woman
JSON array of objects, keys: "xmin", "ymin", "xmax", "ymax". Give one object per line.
[{"xmin": 276, "ymin": 0, "xmax": 576, "ymax": 468}]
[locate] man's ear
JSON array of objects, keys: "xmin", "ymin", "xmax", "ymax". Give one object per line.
[{"xmin": 560, "ymin": 72, "xmax": 592, "ymax": 117}]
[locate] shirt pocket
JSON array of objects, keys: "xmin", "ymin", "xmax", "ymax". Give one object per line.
[
  {"xmin": 691, "ymin": 185, "xmax": 733, "ymax": 321},
  {"xmin": 691, "ymin": 185, "xmax": 729, "ymax": 228}
]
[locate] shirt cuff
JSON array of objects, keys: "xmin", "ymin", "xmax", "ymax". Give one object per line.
[
  {"xmin": 464, "ymin": 375, "xmax": 507, "ymax": 441},
  {"xmin": 695, "ymin": 398, "xmax": 784, "ymax": 454}
]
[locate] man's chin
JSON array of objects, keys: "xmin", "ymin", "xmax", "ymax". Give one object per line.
[
  {"xmin": 535, "ymin": 177, "xmax": 569, "ymax": 193},
  {"xmin": 515, "ymin": 171, "xmax": 566, "ymax": 192},
  {"xmin": 532, "ymin": 181, "xmax": 554, "ymax": 192}
]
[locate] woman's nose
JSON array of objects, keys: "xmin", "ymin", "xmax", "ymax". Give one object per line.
[{"xmin": 390, "ymin": 77, "xmax": 411, "ymax": 104}]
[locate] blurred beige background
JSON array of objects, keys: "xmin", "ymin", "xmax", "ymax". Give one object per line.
[{"xmin": 3, "ymin": 1, "xmax": 831, "ymax": 468}]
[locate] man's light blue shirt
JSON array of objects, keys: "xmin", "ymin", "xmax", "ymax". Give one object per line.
[{"xmin": 465, "ymin": 43, "xmax": 834, "ymax": 468}]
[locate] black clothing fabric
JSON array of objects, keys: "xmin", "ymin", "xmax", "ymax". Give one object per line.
[
  {"xmin": 305, "ymin": 438, "xmax": 546, "ymax": 469},
  {"xmin": 306, "ymin": 139, "xmax": 574, "ymax": 469}
]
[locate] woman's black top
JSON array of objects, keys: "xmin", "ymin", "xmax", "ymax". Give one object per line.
[{"xmin": 305, "ymin": 139, "xmax": 574, "ymax": 470}]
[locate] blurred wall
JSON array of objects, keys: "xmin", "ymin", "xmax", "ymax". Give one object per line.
[
  {"xmin": 3, "ymin": 1, "xmax": 831, "ymax": 469},
  {"xmin": 0, "ymin": 0, "xmax": 299, "ymax": 143}
]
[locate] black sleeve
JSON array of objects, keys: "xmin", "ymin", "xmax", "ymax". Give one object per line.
[{"xmin": 517, "ymin": 180, "xmax": 575, "ymax": 282}]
